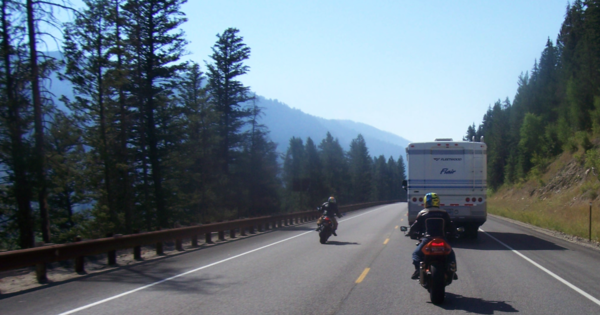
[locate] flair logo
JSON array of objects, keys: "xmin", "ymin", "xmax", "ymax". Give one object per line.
[{"xmin": 440, "ymin": 168, "xmax": 456, "ymax": 174}]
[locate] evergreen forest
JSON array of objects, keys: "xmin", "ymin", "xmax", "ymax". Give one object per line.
[
  {"xmin": 466, "ymin": 1, "xmax": 600, "ymax": 192},
  {"xmin": 0, "ymin": 0, "xmax": 406, "ymax": 250}
]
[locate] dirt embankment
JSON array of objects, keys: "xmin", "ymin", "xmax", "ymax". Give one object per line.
[{"xmin": 488, "ymin": 151, "xmax": 600, "ymax": 246}]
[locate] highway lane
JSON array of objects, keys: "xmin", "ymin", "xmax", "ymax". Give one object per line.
[{"xmin": 1, "ymin": 203, "xmax": 600, "ymax": 314}]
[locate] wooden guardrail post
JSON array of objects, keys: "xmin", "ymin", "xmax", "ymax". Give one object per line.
[
  {"xmin": 230, "ymin": 228, "xmax": 236, "ymax": 238},
  {"xmin": 191, "ymin": 234, "xmax": 199, "ymax": 247},
  {"xmin": 240, "ymin": 227, "xmax": 246, "ymax": 236},
  {"xmin": 35, "ymin": 242, "xmax": 48, "ymax": 283},
  {"xmin": 249, "ymin": 225, "xmax": 255, "ymax": 234},
  {"xmin": 74, "ymin": 236, "xmax": 85, "ymax": 274},
  {"xmin": 176, "ymin": 238, "xmax": 184, "ymax": 251},
  {"xmin": 218, "ymin": 230, "xmax": 225, "ymax": 241},
  {"xmin": 36, "ymin": 262, "xmax": 47, "ymax": 283},
  {"xmin": 156, "ymin": 227, "xmax": 164, "ymax": 255},
  {"xmin": 106, "ymin": 233, "xmax": 117, "ymax": 265},
  {"xmin": 258, "ymin": 223, "xmax": 263, "ymax": 232},
  {"xmin": 205, "ymin": 232, "xmax": 213, "ymax": 244},
  {"xmin": 133, "ymin": 229, "xmax": 142, "ymax": 260}
]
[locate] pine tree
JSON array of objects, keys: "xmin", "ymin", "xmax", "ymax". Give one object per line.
[
  {"xmin": 46, "ymin": 112, "xmax": 89, "ymax": 242},
  {"xmin": 304, "ymin": 137, "xmax": 325, "ymax": 207},
  {"xmin": 318, "ymin": 132, "xmax": 349, "ymax": 203},
  {"xmin": 283, "ymin": 137, "xmax": 305, "ymax": 211},
  {"xmin": 348, "ymin": 134, "xmax": 372, "ymax": 203},
  {"xmin": 206, "ymin": 27, "xmax": 253, "ymax": 176},
  {"xmin": 241, "ymin": 101, "xmax": 281, "ymax": 217},
  {"xmin": 61, "ymin": 0, "xmax": 121, "ymax": 232},
  {"xmin": 174, "ymin": 62, "xmax": 219, "ymax": 223},
  {"xmin": 122, "ymin": 0, "xmax": 188, "ymax": 228},
  {"xmin": 371, "ymin": 155, "xmax": 388, "ymax": 201}
]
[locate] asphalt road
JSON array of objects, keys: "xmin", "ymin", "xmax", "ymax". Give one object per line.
[{"xmin": 1, "ymin": 203, "xmax": 600, "ymax": 315}]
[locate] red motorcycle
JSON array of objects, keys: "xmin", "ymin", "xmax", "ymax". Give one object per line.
[
  {"xmin": 401, "ymin": 226, "xmax": 462, "ymax": 304},
  {"xmin": 316, "ymin": 215, "xmax": 334, "ymax": 244}
]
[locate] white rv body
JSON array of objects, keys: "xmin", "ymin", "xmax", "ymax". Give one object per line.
[{"xmin": 405, "ymin": 140, "xmax": 487, "ymax": 233}]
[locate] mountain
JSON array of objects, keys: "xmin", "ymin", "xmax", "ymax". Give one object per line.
[
  {"xmin": 43, "ymin": 55, "xmax": 410, "ymax": 161},
  {"xmin": 255, "ymin": 96, "xmax": 410, "ymax": 161}
]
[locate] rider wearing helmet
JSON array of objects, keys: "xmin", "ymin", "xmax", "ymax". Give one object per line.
[
  {"xmin": 406, "ymin": 192, "xmax": 457, "ymax": 280},
  {"xmin": 316, "ymin": 196, "xmax": 343, "ymax": 236}
]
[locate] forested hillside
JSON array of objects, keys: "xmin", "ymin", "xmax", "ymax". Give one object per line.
[
  {"xmin": 467, "ymin": 0, "xmax": 600, "ymax": 192},
  {"xmin": 0, "ymin": 0, "xmax": 406, "ymax": 250}
]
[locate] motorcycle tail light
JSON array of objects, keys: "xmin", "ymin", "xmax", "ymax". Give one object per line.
[{"xmin": 422, "ymin": 238, "xmax": 452, "ymax": 256}]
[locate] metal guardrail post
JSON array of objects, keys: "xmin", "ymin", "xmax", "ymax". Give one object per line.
[{"xmin": 74, "ymin": 236, "xmax": 85, "ymax": 274}]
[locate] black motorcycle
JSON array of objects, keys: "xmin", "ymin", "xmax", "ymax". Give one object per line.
[
  {"xmin": 401, "ymin": 226, "xmax": 463, "ymax": 304},
  {"xmin": 316, "ymin": 215, "xmax": 334, "ymax": 244}
]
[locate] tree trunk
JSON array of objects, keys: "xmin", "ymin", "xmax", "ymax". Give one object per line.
[
  {"xmin": 27, "ymin": 0, "xmax": 51, "ymax": 243},
  {"xmin": 2, "ymin": 0, "xmax": 35, "ymax": 248}
]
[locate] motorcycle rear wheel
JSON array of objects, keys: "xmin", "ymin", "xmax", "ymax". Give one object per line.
[{"xmin": 429, "ymin": 263, "xmax": 445, "ymax": 304}]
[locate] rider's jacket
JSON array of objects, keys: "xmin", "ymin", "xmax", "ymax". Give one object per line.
[
  {"xmin": 320, "ymin": 202, "xmax": 342, "ymax": 218},
  {"xmin": 407, "ymin": 207, "xmax": 455, "ymax": 238}
]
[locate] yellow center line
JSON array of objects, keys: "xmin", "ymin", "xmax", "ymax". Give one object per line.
[
  {"xmin": 356, "ymin": 268, "xmax": 371, "ymax": 283},
  {"xmin": 383, "ymin": 238, "xmax": 389, "ymax": 245}
]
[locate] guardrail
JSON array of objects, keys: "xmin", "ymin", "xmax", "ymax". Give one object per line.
[{"xmin": 0, "ymin": 200, "xmax": 399, "ymax": 283}]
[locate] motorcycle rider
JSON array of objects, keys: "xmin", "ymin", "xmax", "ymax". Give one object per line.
[
  {"xmin": 406, "ymin": 192, "xmax": 457, "ymax": 280},
  {"xmin": 316, "ymin": 196, "xmax": 343, "ymax": 236}
]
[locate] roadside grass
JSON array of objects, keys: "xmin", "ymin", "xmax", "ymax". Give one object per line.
[{"xmin": 488, "ymin": 193, "xmax": 600, "ymax": 242}]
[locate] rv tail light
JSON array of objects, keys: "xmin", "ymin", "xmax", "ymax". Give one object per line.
[
  {"xmin": 412, "ymin": 197, "xmax": 417, "ymax": 202},
  {"xmin": 465, "ymin": 197, "xmax": 470, "ymax": 202},
  {"xmin": 478, "ymin": 198, "xmax": 483, "ymax": 202},
  {"xmin": 419, "ymin": 197, "xmax": 423, "ymax": 202}
]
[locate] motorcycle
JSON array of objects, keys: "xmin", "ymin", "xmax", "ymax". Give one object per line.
[
  {"xmin": 400, "ymin": 226, "xmax": 463, "ymax": 304},
  {"xmin": 316, "ymin": 214, "xmax": 334, "ymax": 244}
]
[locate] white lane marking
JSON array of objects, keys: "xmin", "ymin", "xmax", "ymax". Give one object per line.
[
  {"xmin": 58, "ymin": 205, "xmax": 391, "ymax": 315},
  {"xmin": 481, "ymin": 228, "xmax": 600, "ymax": 307}
]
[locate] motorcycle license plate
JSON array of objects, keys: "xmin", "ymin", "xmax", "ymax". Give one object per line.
[{"xmin": 446, "ymin": 208, "xmax": 459, "ymax": 216}]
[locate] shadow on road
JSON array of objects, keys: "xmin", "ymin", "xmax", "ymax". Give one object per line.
[
  {"xmin": 438, "ymin": 293, "xmax": 518, "ymax": 314},
  {"xmin": 451, "ymin": 232, "xmax": 566, "ymax": 251},
  {"xmin": 324, "ymin": 241, "xmax": 360, "ymax": 246}
]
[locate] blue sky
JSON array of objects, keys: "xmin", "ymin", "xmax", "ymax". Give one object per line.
[{"xmin": 57, "ymin": 0, "xmax": 570, "ymax": 143}]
